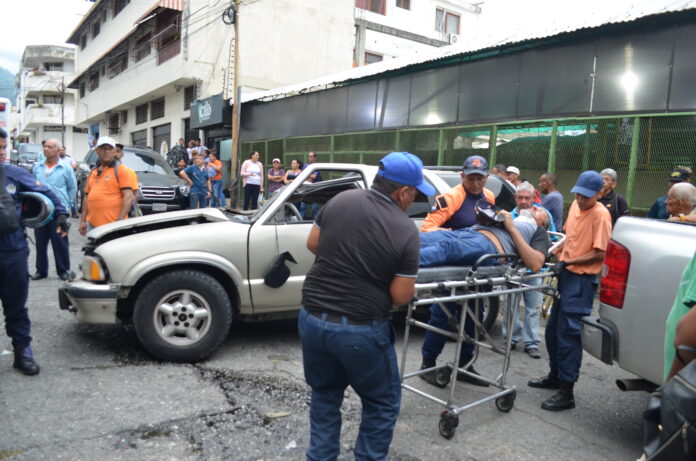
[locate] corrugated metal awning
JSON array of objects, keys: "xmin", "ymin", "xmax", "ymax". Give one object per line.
[{"xmin": 134, "ymin": 0, "xmax": 185, "ymax": 25}]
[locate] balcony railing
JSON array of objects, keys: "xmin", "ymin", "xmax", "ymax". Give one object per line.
[{"xmin": 158, "ymin": 39, "xmax": 181, "ymax": 65}]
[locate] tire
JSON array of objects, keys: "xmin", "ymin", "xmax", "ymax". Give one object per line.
[
  {"xmin": 495, "ymin": 390, "xmax": 517, "ymax": 412},
  {"xmin": 133, "ymin": 270, "xmax": 233, "ymax": 363},
  {"xmin": 434, "ymin": 367, "xmax": 452, "ymax": 388},
  {"xmin": 482, "ymin": 295, "xmax": 500, "ymax": 332},
  {"xmin": 76, "ymin": 184, "xmax": 84, "ymax": 214},
  {"xmin": 438, "ymin": 411, "xmax": 459, "ymax": 439}
]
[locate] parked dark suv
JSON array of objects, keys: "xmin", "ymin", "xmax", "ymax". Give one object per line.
[{"xmin": 77, "ymin": 146, "xmax": 189, "ymax": 214}]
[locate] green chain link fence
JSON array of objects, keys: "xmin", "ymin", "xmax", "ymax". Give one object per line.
[{"xmin": 241, "ymin": 114, "xmax": 696, "ymax": 212}]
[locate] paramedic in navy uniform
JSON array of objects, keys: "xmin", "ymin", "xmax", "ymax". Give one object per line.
[
  {"xmin": 0, "ymin": 128, "xmax": 69, "ymax": 375},
  {"xmin": 299, "ymin": 152, "xmax": 435, "ymax": 461}
]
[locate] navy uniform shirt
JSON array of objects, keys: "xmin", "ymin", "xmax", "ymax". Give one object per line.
[{"xmin": 1, "ymin": 164, "xmax": 67, "ymax": 252}]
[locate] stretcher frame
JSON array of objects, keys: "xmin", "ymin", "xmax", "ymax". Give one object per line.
[{"xmin": 400, "ymin": 240, "xmax": 562, "ymax": 439}]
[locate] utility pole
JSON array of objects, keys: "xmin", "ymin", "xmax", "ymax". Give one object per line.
[{"xmin": 224, "ymin": 0, "xmax": 241, "ymax": 207}]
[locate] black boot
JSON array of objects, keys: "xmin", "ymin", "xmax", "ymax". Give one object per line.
[
  {"xmin": 528, "ymin": 372, "xmax": 561, "ymax": 389},
  {"xmin": 541, "ymin": 381, "xmax": 575, "ymax": 411},
  {"xmin": 13, "ymin": 347, "xmax": 40, "ymax": 376},
  {"xmin": 456, "ymin": 356, "xmax": 489, "ymax": 387},
  {"xmin": 419, "ymin": 357, "xmax": 440, "ymax": 386}
]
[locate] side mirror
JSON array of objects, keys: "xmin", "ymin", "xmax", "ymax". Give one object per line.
[{"xmin": 79, "ymin": 163, "xmax": 91, "ymax": 173}]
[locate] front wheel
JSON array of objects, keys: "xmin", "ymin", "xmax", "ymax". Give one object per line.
[{"xmin": 133, "ymin": 270, "xmax": 233, "ymax": 362}]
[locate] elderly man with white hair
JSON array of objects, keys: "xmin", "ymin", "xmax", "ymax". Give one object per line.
[
  {"xmin": 598, "ymin": 168, "xmax": 629, "ymax": 227},
  {"xmin": 666, "ymin": 182, "xmax": 696, "ymax": 223}
]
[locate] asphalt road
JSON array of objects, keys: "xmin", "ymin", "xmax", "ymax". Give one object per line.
[{"xmin": 0, "ymin": 221, "xmax": 648, "ymax": 460}]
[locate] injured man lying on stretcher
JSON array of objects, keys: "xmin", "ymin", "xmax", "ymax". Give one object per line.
[{"xmin": 419, "ymin": 207, "xmax": 551, "ymax": 272}]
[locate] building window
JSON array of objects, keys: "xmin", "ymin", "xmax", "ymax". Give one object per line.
[
  {"xmin": 131, "ymin": 129, "xmax": 147, "ymax": 148},
  {"xmin": 108, "ymin": 55, "xmax": 128, "ymax": 78},
  {"xmin": 135, "ymin": 104, "xmax": 148, "ymax": 124},
  {"xmin": 184, "ymin": 86, "xmax": 194, "ymax": 110},
  {"xmin": 79, "ymin": 81, "xmax": 86, "ymax": 98},
  {"xmin": 80, "ymin": 35, "xmax": 87, "ymax": 50},
  {"xmin": 43, "ymin": 95, "xmax": 62, "ymax": 104},
  {"xmin": 44, "ymin": 62, "xmax": 64, "ymax": 71},
  {"xmin": 435, "ymin": 8, "xmax": 460, "ymax": 35},
  {"xmin": 89, "ymin": 72, "xmax": 99, "ymax": 91},
  {"xmin": 396, "ymin": 0, "xmax": 410, "ymax": 9},
  {"xmin": 108, "ymin": 114, "xmax": 120, "ymax": 135},
  {"xmin": 356, "ymin": 0, "xmax": 386, "ymax": 15},
  {"xmin": 92, "ymin": 21, "xmax": 101, "ymax": 38},
  {"xmin": 113, "ymin": 0, "xmax": 128, "ymax": 16},
  {"xmin": 150, "ymin": 98, "xmax": 165, "ymax": 120},
  {"xmin": 365, "ymin": 52, "xmax": 383, "ymax": 64},
  {"xmin": 133, "ymin": 33, "xmax": 152, "ymax": 63}
]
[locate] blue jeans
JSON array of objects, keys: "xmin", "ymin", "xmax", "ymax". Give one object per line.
[
  {"xmin": 300, "ymin": 202, "xmax": 320, "ymax": 221},
  {"xmin": 298, "ymin": 308, "xmax": 401, "ymax": 461},
  {"xmin": 189, "ymin": 191, "xmax": 208, "ymax": 209},
  {"xmin": 419, "ymin": 229, "xmax": 498, "ymax": 267},
  {"xmin": 502, "ymin": 275, "xmax": 542, "ymax": 349},
  {"xmin": 545, "ymin": 269, "xmax": 597, "ymax": 383},
  {"xmin": 34, "ymin": 219, "xmax": 70, "ymax": 276},
  {"xmin": 211, "ymin": 179, "xmax": 225, "ymax": 207}
]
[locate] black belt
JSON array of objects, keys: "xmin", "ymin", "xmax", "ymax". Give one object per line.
[{"xmin": 307, "ymin": 310, "xmax": 380, "ymax": 326}]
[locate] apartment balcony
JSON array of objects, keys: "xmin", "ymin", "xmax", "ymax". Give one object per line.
[{"xmin": 22, "ymin": 104, "xmax": 75, "ymax": 127}]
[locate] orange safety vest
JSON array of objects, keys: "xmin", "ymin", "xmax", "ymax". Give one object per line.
[{"xmin": 421, "ymin": 184, "xmax": 496, "ymax": 232}]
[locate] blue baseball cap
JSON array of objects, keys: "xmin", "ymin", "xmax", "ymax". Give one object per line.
[
  {"xmin": 377, "ymin": 152, "xmax": 436, "ymax": 196},
  {"xmin": 463, "ymin": 155, "xmax": 489, "ymax": 175},
  {"xmin": 571, "ymin": 170, "xmax": 604, "ymax": 197}
]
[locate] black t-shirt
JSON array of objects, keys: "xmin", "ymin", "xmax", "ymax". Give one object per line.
[
  {"xmin": 599, "ymin": 190, "xmax": 629, "ymax": 226},
  {"xmin": 302, "ymin": 188, "xmax": 419, "ymax": 320}
]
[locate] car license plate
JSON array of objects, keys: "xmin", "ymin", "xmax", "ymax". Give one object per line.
[{"xmin": 152, "ymin": 203, "xmax": 167, "ymax": 212}]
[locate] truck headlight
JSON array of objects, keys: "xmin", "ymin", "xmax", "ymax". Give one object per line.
[
  {"xmin": 179, "ymin": 185, "xmax": 190, "ymax": 197},
  {"xmin": 82, "ymin": 255, "xmax": 107, "ymax": 282}
]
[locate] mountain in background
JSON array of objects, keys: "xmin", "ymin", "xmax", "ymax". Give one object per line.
[{"xmin": 0, "ymin": 67, "xmax": 17, "ymax": 104}]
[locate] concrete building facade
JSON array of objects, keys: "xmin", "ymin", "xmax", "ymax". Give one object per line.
[
  {"xmin": 67, "ymin": 0, "xmax": 355, "ymax": 154},
  {"xmin": 16, "ymin": 45, "xmax": 88, "ymax": 157}
]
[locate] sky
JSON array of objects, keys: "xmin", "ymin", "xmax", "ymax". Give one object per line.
[{"xmin": 1, "ymin": 0, "xmax": 93, "ymax": 73}]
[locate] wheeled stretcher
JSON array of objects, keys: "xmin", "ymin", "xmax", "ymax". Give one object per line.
[{"xmin": 399, "ymin": 238, "xmax": 562, "ymax": 439}]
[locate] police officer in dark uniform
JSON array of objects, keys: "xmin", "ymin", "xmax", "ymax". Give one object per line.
[{"xmin": 0, "ymin": 129, "xmax": 69, "ymax": 375}]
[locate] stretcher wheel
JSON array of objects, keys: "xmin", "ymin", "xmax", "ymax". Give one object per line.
[
  {"xmin": 434, "ymin": 368, "xmax": 452, "ymax": 388},
  {"xmin": 495, "ymin": 390, "xmax": 517, "ymax": 412},
  {"xmin": 438, "ymin": 411, "xmax": 459, "ymax": 439}
]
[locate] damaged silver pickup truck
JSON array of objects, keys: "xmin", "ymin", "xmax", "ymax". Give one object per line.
[{"xmin": 59, "ymin": 163, "xmax": 460, "ymax": 362}]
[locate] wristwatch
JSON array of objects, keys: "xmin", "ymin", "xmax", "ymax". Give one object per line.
[{"xmin": 680, "ymin": 214, "xmax": 686, "ymax": 222}]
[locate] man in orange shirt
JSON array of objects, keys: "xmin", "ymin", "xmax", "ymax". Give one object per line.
[
  {"xmin": 79, "ymin": 137, "xmax": 135, "ymax": 235},
  {"xmin": 528, "ymin": 170, "xmax": 612, "ymax": 411}
]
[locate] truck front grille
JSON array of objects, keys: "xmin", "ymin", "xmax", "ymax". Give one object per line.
[{"xmin": 141, "ymin": 186, "xmax": 175, "ymax": 200}]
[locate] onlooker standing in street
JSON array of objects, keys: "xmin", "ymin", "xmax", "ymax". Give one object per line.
[
  {"xmin": 167, "ymin": 138, "xmax": 189, "ymax": 169},
  {"xmin": 665, "ymin": 182, "xmax": 696, "ymax": 222},
  {"xmin": 300, "ymin": 151, "xmax": 322, "ymax": 219},
  {"xmin": 539, "ymin": 172, "xmax": 564, "ymax": 231},
  {"xmin": 206, "ymin": 152, "xmax": 224, "ymax": 207},
  {"xmin": 240, "ymin": 151, "xmax": 263, "ymax": 210},
  {"xmin": 491, "ymin": 164, "xmax": 508, "ymax": 179},
  {"xmin": 648, "ymin": 166, "xmax": 691, "ymax": 220},
  {"xmin": 663, "ymin": 251, "xmax": 696, "ymax": 381},
  {"xmin": 283, "ymin": 159, "xmax": 302, "ymax": 184},
  {"xmin": 31, "ymin": 138, "xmax": 77, "ymax": 281},
  {"xmin": 529, "ymin": 170, "xmax": 611, "ymax": 411},
  {"xmin": 267, "ymin": 158, "xmax": 285, "ymax": 195},
  {"xmin": 504, "ymin": 182, "xmax": 556, "ymax": 359},
  {"xmin": 598, "ymin": 168, "xmax": 629, "ymax": 227},
  {"xmin": 300, "ymin": 151, "xmax": 435, "ymax": 460},
  {"xmin": 79, "ymin": 137, "xmax": 135, "ymax": 235},
  {"xmin": 507, "ymin": 166, "xmax": 521, "ymax": 187},
  {"xmin": 179, "ymin": 152, "xmax": 211, "ymax": 209},
  {"xmin": 1, "ymin": 128, "xmax": 70, "ymax": 375}
]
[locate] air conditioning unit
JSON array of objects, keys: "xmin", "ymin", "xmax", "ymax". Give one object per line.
[{"xmin": 448, "ymin": 33, "xmax": 459, "ymax": 44}]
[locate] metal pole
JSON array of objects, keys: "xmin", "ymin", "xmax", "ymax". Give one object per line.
[
  {"xmin": 626, "ymin": 117, "xmax": 641, "ymax": 208},
  {"xmin": 437, "ymin": 128, "xmax": 445, "ymax": 166},
  {"xmin": 548, "ymin": 120, "xmax": 558, "ymax": 173},
  {"xmin": 230, "ymin": 0, "xmax": 241, "ymax": 207},
  {"xmin": 489, "ymin": 125, "xmax": 498, "ymax": 167}
]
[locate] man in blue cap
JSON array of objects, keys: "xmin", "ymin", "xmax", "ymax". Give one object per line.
[
  {"xmin": 0, "ymin": 129, "xmax": 69, "ymax": 375},
  {"xmin": 300, "ymin": 152, "xmax": 435, "ymax": 460},
  {"xmin": 528, "ymin": 170, "xmax": 612, "ymax": 411}
]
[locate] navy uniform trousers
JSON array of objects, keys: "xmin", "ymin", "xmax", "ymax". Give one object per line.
[
  {"xmin": 34, "ymin": 219, "xmax": 70, "ymax": 276},
  {"xmin": 545, "ymin": 268, "xmax": 597, "ymax": 383},
  {"xmin": 0, "ymin": 248, "xmax": 32, "ymax": 350}
]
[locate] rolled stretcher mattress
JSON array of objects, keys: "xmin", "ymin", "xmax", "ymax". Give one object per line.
[{"xmin": 416, "ymin": 265, "xmax": 510, "ymax": 283}]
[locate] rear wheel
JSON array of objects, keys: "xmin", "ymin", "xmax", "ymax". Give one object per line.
[
  {"xmin": 133, "ymin": 270, "xmax": 233, "ymax": 362},
  {"xmin": 482, "ymin": 295, "xmax": 499, "ymax": 332}
]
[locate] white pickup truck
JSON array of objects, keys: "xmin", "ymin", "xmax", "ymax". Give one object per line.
[{"xmin": 581, "ymin": 217, "xmax": 696, "ymax": 388}]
